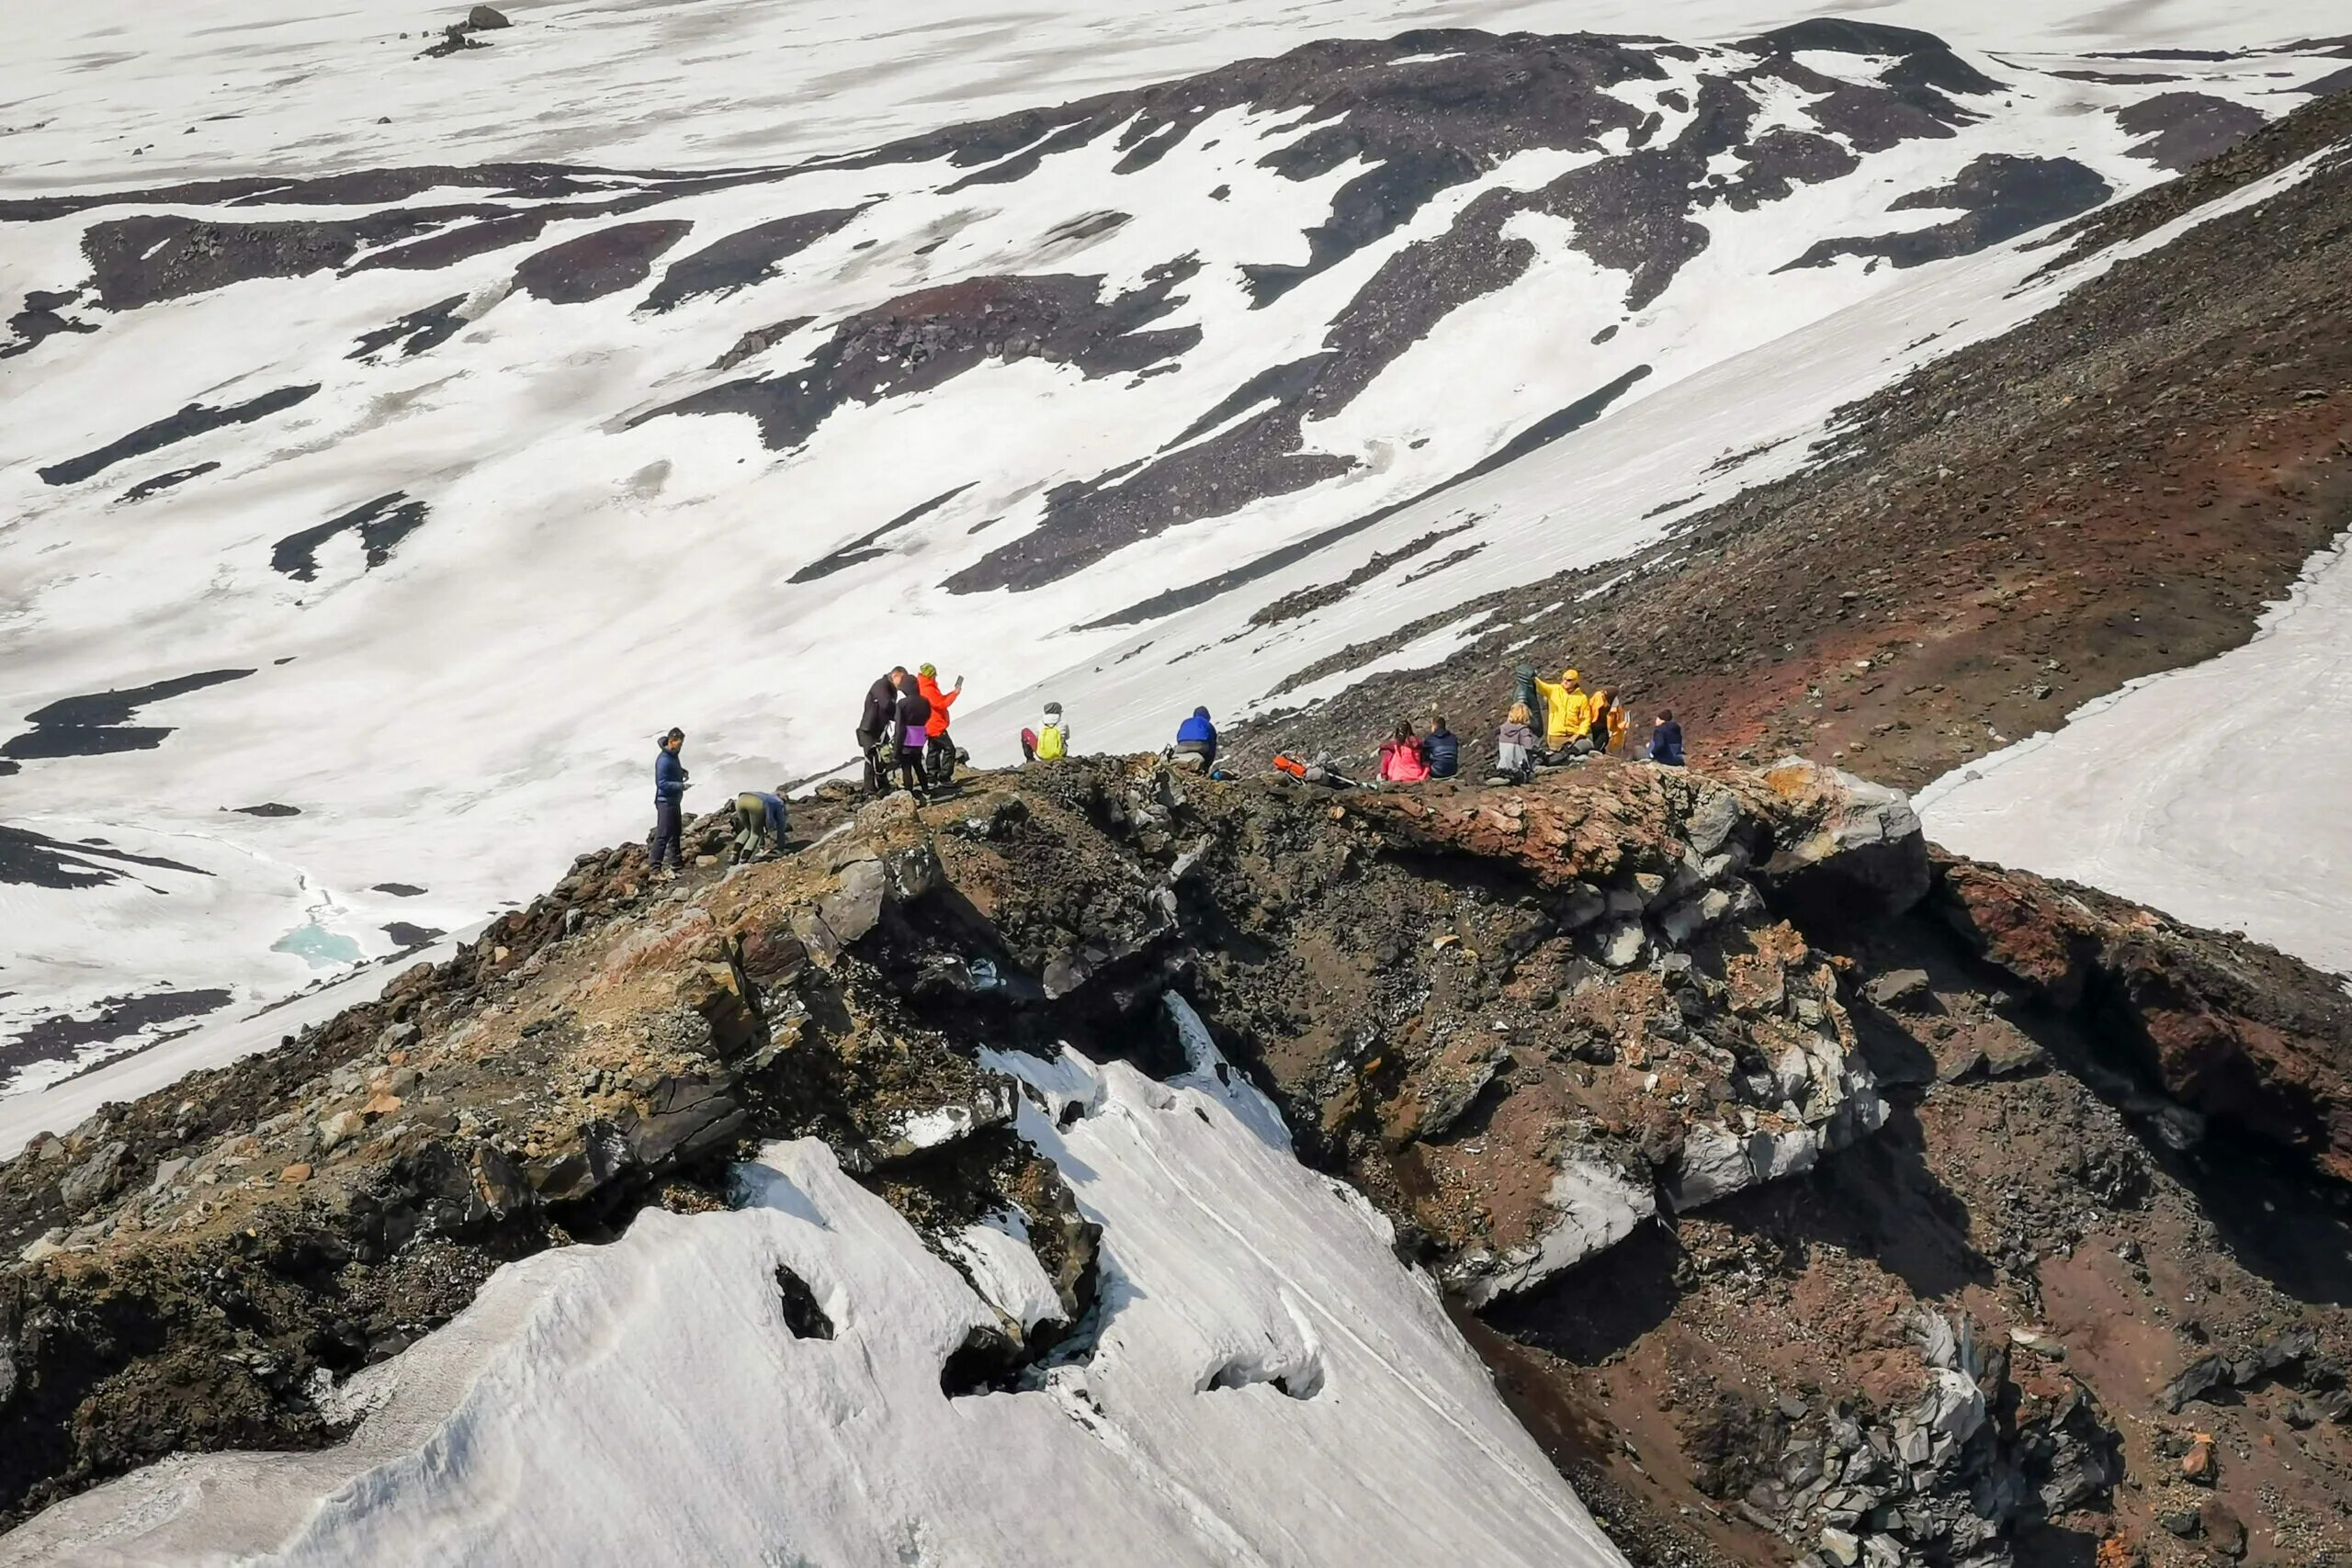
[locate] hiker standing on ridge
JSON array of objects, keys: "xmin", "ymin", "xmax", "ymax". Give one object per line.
[
  {"xmin": 858, "ymin": 668, "xmax": 906, "ymax": 795},
  {"xmin": 917, "ymin": 663, "xmax": 962, "ymax": 787},
  {"xmin": 891, "ymin": 676, "xmax": 934, "ymax": 800},
  {"xmin": 1647, "ymin": 709, "xmax": 1685, "ymax": 767},
  {"xmin": 650, "ymin": 728, "xmax": 689, "ymax": 877},
  {"xmin": 1173, "ymin": 706, "xmax": 1217, "ymax": 771}
]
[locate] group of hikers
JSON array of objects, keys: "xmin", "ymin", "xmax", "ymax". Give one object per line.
[{"xmin": 644, "ymin": 660, "xmax": 1688, "ymax": 875}]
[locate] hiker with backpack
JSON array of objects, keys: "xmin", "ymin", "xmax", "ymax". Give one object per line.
[
  {"xmin": 649, "ymin": 727, "xmax": 689, "ymax": 877},
  {"xmin": 857, "ymin": 668, "xmax": 906, "ymax": 795},
  {"xmin": 916, "ymin": 663, "xmax": 962, "ymax": 786},
  {"xmin": 1377, "ymin": 719, "xmax": 1432, "ymax": 784},
  {"xmin": 1423, "ymin": 716, "xmax": 1460, "ymax": 779},
  {"xmin": 1492, "ymin": 704, "xmax": 1539, "ymax": 784},
  {"xmin": 1647, "ymin": 710, "xmax": 1686, "ymax": 766},
  {"xmin": 890, "ymin": 679, "xmax": 934, "ymax": 799},
  {"xmin": 1172, "ymin": 706, "xmax": 1217, "ymax": 772},
  {"xmin": 1023, "ymin": 702, "xmax": 1070, "ymax": 763},
  {"xmin": 731, "ymin": 786, "xmax": 790, "ymax": 862}
]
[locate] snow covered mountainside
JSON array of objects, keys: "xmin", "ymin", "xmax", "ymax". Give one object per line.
[{"xmin": 6, "ymin": 8, "xmax": 2346, "ymax": 1092}]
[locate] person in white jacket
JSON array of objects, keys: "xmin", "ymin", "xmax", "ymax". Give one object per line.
[{"xmin": 1023, "ymin": 702, "xmax": 1071, "ymax": 762}]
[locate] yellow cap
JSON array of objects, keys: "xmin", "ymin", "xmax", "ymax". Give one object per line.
[{"xmin": 1564, "ymin": 668, "xmax": 1579, "ymax": 682}]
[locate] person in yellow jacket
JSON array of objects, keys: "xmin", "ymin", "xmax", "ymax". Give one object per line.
[
  {"xmin": 1532, "ymin": 668, "xmax": 1593, "ymax": 751},
  {"xmin": 1606, "ymin": 697, "xmax": 1629, "ymax": 755}
]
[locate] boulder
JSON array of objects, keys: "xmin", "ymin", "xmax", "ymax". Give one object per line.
[
  {"xmin": 1666, "ymin": 1123, "xmax": 1755, "ymax": 1210},
  {"xmin": 1935, "ymin": 852, "xmax": 2352, "ymax": 1182},
  {"xmin": 1456, "ymin": 1153, "xmax": 1657, "ymax": 1306},
  {"xmin": 466, "ymin": 4, "xmax": 510, "ymax": 27},
  {"xmin": 58, "ymin": 1140, "xmax": 128, "ymax": 1214},
  {"xmin": 1742, "ymin": 760, "xmax": 1930, "ymax": 918}
]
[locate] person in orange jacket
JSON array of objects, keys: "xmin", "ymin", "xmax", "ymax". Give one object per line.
[{"xmin": 917, "ymin": 662, "xmax": 963, "ymax": 786}]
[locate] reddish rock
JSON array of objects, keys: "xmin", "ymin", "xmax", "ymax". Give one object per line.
[{"xmin": 1933, "ymin": 852, "xmax": 2352, "ymax": 1181}]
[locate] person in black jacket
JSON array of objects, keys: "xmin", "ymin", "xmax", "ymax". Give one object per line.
[
  {"xmin": 1423, "ymin": 716, "xmax": 1460, "ymax": 778},
  {"xmin": 857, "ymin": 668, "xmax": 907, "ymax": 795},
  {"xmin": 890, "ymin": 682, "xmax": 933, "ymax": 800}
]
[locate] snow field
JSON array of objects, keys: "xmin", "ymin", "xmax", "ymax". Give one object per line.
[{"xmin": 0, "ymin": 1028, "xmax": 1629, "ymax": 1568}]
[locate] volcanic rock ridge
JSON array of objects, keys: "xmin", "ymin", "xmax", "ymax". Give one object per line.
[{"xmin": 3, "ymin": 756, "xmax": 2346, "ymax": 1565}]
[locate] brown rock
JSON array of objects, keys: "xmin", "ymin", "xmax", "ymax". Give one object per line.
[
  {"xmin": 2181, "ymin": 1433, "xmax": 2218, "ymax": 1484},
  {"xmin": 2197, "ymin": 1499, "xmax": 2246, "ymax": 1558},
  {"xmin": 279, "ymin": 1164, "xmax": 311, "ymax": 1185},
  {"xmin": 1934, "ymin": 852, "xmax": 2352, "ymax": 1181}
]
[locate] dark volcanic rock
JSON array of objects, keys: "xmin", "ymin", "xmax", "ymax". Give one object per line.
[
  {"xmin": 1934, "ymin": 853, "xmax": 2352, "ymax": 1182},
  {"xmin": 641, "ymin": 208, "xmax": 865, "ymax": 312},
  {"xmin": 788, "ymin": 484, "xmax": 975, "ymax": 584},
  {"xmin": 1779, "ymin": 153, "xmax": 2112, "ymax": 272},
  {"xmin": 117, "ymin": 463, "xmax": 220, "ymax": 503},
  {"xmin": 269, "ymin": 494, "xmax": 431, "ymax": 582},
  {"xmin": 1, "ymin": 290, "xmax": 99, "ymax": 359},
  {"xmin": 637, "ymin": 263, "xmax": 1199, "ymax": 451},
  {"xmin": 38, "ymin": 387, "xmax": 319, "ymax": 487},
  {"xmin": 3, "ymin": 671, "xmax": 256, "ymax": 763},
  {"xmin": 2116, "ymin": 91, "xmax": 2270, "ymax": 170},
  {"xmin": 513, "ymin": 220, "xmax": 695, "ymax": 304},
  {"xmin": 347, "ymin": 294, "xmax": 469, "ymax": 360}
]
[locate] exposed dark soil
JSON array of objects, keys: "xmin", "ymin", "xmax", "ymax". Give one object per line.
[
  {"xmin": 37, "ymin": 386, "xmax": 318, "ymax": 488},
  {"xmin": 3, "ymin": 671, "xmax": 256, "ymax": 763},
  {"xmin": 269, "ymin": 494, "xmax": 431, "ymax": 582},
  {"xmin": 1232, "ymin": 86, "xmax": 2352, "ymax": 793}
]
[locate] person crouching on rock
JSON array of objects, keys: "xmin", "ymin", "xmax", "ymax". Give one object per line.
[
  {"xmin": 1493, "ymin": 704, "xmax": 1538, "ymax": 784},
  {"xmin": 650, "ymin": 727, "xmax": 689, "ymax": 878},
  {"xmin": 1377, "ymin": 719, "xmax": 1431, "ymax": 784},
  {"xmin": 916, "ymin": 662, "xmax": 963, "ymax": 787},
  {"xmin": 1647, "ymin": 709, "xmax": 1685, "ymax": 767},
  {"xmin": 1423, "ymin": 714, "xmax": 1459, "ymax": 778},
  {"xmin": 1171, "ymin": 705, "xmax": 1217, "ymax": 772},
  {"xmin": 858, "ymin": 667, "xmax": 906, "ymax": 795},
  {"xmin": 892, "ymin": 678, "xmax": 933, "ymax": 800},
  {"xmin": 732, "ymin": 786, "xmax": 789, "ymax": 862},
  {"xmin": 1023, "ymin": 702, "xmax": 1069, "ymax": 763}
]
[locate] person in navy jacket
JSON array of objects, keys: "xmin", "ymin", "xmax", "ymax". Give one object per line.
[{"xmin": 650, "ymin": 728, "xmax": 689, "ymax": 874}]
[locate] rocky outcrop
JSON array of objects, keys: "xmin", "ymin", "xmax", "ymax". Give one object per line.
[
  {"xmin": 1932, "ymin": 852, "xmax": 2352, "ymax": 1182},
  {"xmin": 2, "ymin": 756, "xmax": 2345, "ymax": 1555}
]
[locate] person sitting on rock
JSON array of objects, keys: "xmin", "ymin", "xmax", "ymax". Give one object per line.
[
  {"xmin": 1023, "ymin": 702, "xmax": 1070, "ymax": 763},
  {"xmin": 1606, "ymin": 696, "xmax": 1630, "ymax": 756},
  {"xmin": 1586, "ymin": 688, "xmax": 1617, "ymax": 755},
  {"xmin": 857, "ymin": 668, "xmax": 906, "ymax": 795},
  {"xmin": 649, "ymin": 728, "xmax": 689, "ymax": 878},
  {"xmin": 1647, "ymin": 709, "xmax": 1685, "ymax": 767},
  {"xmin": 891, "ymin": 681, "xmax": 933, "ymax": 799},
  {"xmin": 916, "ymin": 663, "xmax": 962, "ymax": 786},
  {"xmin": 1172, "ymin": 705, "xmax": 1217, "ymax": 771},
  {"xmin": 1377, "ymin": 720, "xmax": 1431, "ymax": 784},
  {"xmin": 731, "ymin": 786, "xmax": 790, "ymax": 861},
  {"xmin": 1422, "ymin": 715, "xmax": 1460, "ymax": 779},
  {"xmin": 1493, "ymin": 704, "xmax": 1538, "ymax": 783},
  {"xmin": 1533, "ymin": 667, "xmax": 1594, "ymax": 758}
]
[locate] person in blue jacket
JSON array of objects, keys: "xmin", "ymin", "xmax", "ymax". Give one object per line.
[
  {"xmin": 650, "ymin": 728, "xmax": 689, "ymax": 875},
  {"xmin": 1173, "ymin": 706, "xmax": 1217, "ymax": 770},
  {"xmin": 1646, "ymin": 710, "xmax": 1685, "ymax": 767},
  {"xmin": 1422, "ymin": 716, "xmax": 1460, "ymax": 779}
]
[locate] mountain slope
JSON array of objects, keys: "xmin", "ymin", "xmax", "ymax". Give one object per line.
[
  {"xmin": 4, "ymin": 22, "xmax": 2344, "ymax": 1086},
  {"xmin": 2, "ymin": 758, "xmax": 2346, "ymax": 1564}
]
